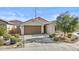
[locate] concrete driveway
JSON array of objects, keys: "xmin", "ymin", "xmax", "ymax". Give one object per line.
[{"xmin": 24, "ymin": 34, "xmax": 54, "ymax": 43}]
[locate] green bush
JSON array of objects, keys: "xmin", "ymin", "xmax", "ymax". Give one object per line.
[
  {"xmin": 10, "ymin": 36, "xmax": 17, "ymax": 42},
  {"xmin": 3, "ymin": 33, "xmax": 21, "ymax": 45},
  {"xmin": 4, "ymin": 32, "xmax": 20, "ymax": 39},
  {"xmin": 0, "ymin": 39, "xmax": 4, "ymax": 46},
  {"xmin": 10, "ymin": 36, "xmax": 20, "ymax": 42},
  {"xmin": 0, "ymin": 25, "xmax": 6, "ymax": 36},
  {"xmin": 3, "ymin": 33, "xmax": 11, "ymax": 40},
  {"xmin": 13, "ymin": 34, "xmax": 20, "ymax": 38}
]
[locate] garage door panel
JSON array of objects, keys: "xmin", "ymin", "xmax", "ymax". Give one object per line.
[{"xmin": 24, "ymin": 26, "xmax": 41, "ymax": 35}]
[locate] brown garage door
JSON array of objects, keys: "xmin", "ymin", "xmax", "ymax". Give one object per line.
[{"xmin": 24, "ymin": 26, "xmax": 41, "ymax": 35}]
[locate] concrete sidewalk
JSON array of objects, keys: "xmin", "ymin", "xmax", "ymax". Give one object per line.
[{"xmin": 1, "ymin": 42, "xmax": 79, "ymax": 51}]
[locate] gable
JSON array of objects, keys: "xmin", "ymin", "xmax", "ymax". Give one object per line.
[
  {"xmin": 9, "ymin": 20, "xmax": 22, "ymax": 26},
  {"xmin": 0, "ymin": 20, "xmax": 8, "ymax": 25},
  {"xmin": 22, "ymin": 17, "xmax": 49, "ymax": 25}
]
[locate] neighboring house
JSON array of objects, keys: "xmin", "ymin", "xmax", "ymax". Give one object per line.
[
  {"xmin": 20, "ymin": 17, "xmax": 55, "ymax": 35},
  {"xmin": 9, "ymin": 20, "xmax": 23, "ymax": 34},
  {"xmin": 9, "ymin": 20, "xmax": 22, "ymax": 27},
  {"xmin": 0, "ymin": 19, "xmax": 16, "ymax": 32}
]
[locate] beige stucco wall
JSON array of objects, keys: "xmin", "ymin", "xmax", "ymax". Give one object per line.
[
  {"xmin": 46, "ymin": 23, "xmax": 55, "ymax": 34},
  {"xmin": 7, "ymin": 24, "xmax": 17, "ymax": 31},
  {"xmin": 21, "ymin": 20, "xmax": 48, "ymax": 26}
]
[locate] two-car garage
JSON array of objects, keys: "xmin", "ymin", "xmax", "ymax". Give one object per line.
[{"xmin": 24, "ymin": 25, "xmax": 41, "ymax": 35}]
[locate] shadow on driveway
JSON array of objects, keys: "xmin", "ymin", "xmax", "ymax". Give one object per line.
[{"xmin": 25, "ymin": 37, "xmax": 54, "ymax": 43}]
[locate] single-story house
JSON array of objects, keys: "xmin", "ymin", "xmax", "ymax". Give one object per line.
[
  {"xmin": 20, "ymin": 17, "xmax": 55, "ymax": 35},
  {"xmin": 0, "ymin": 19, "xmax": 16, "ymax": 32}
]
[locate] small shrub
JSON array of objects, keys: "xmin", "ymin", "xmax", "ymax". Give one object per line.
[
  {"xmin": 10, "ymin": 36, "xmax": 20, "ymax": 44},
  {"xmin": 11, "ymin": 36, "xmax": 18, "ymax": 41},
  {"xmin": 10, "ymin": 36, "xmax": 17, "ymax": 44},
  {"xmin": 49, "ymin": 33, "xmax": 55, "ymax": 38},
  {"xmin": 13, "ymin": 34, "xmax": 20, "ymax": 38},
  {"xmin": 9, "ymin": 27, "xmax": 21, "ymax": 35},
  {"xmin": 53, "ymin": 37, "xmax": 59, "ymax": 41},
  {"xmin": 0, "ymin": 25, "xmax": 6, "ymax": 36},
  {"xmin": 3, "ymin": 33, "xmax": 11, "ymax": 40}
]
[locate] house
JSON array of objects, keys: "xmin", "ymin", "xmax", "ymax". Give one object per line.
[
  {"xmin": 0, "ymin": 19, "xmax": 16, "ymax": 32},
  {"xmin": 20, "ymin": 17, "xmax": 55, "ymax": 35}
]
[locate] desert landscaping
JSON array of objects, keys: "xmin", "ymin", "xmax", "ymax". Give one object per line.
[{"xmin": 0, "ymin": 8, "xmax": 79, "ymax": 51}]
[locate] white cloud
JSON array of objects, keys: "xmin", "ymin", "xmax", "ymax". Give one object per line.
[
  {"xmin": 0, "ymin": 11, "xmax": 28, "ymax": 21},
  {"xmin": 0, "ymin": 15, "xmax": 30, "ymax": 21},
  {"xmin": 0, "ymin": 12, "xmax": 16, "ymax": 16},
  {"xmin": 70, "ymin": 12, "xmax": 79, "ymax": 17},
  {"xmin": 14, "ymin": 11, "xmax": 25, "ymax": 17},
  {"xmin": 51, "ymin": 14, "xmax": 59, "ymax": 20},
  {"xmin": 50, "ymin": 12, "xmax": 79, "ymax": 21}
]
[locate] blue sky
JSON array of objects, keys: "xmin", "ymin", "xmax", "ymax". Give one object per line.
[{"xmin": 0, "ymin": 7, "xmax": 79, "ymax": 21}]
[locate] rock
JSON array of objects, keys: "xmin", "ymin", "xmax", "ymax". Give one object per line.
[
  {"xmin": 4, "ymin": 39, "xmax": 10, "ymax": 45},
  {"xmin": 0, "ymin": 36, "xmax": 3, "ymax": 40},
  {"xmin": 12, "ymin": 42, "xmax": 23, "ymax": 48},
  {"xmin": 12, "ymin": 45, "xmax": 17, "ymax": 48}
]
